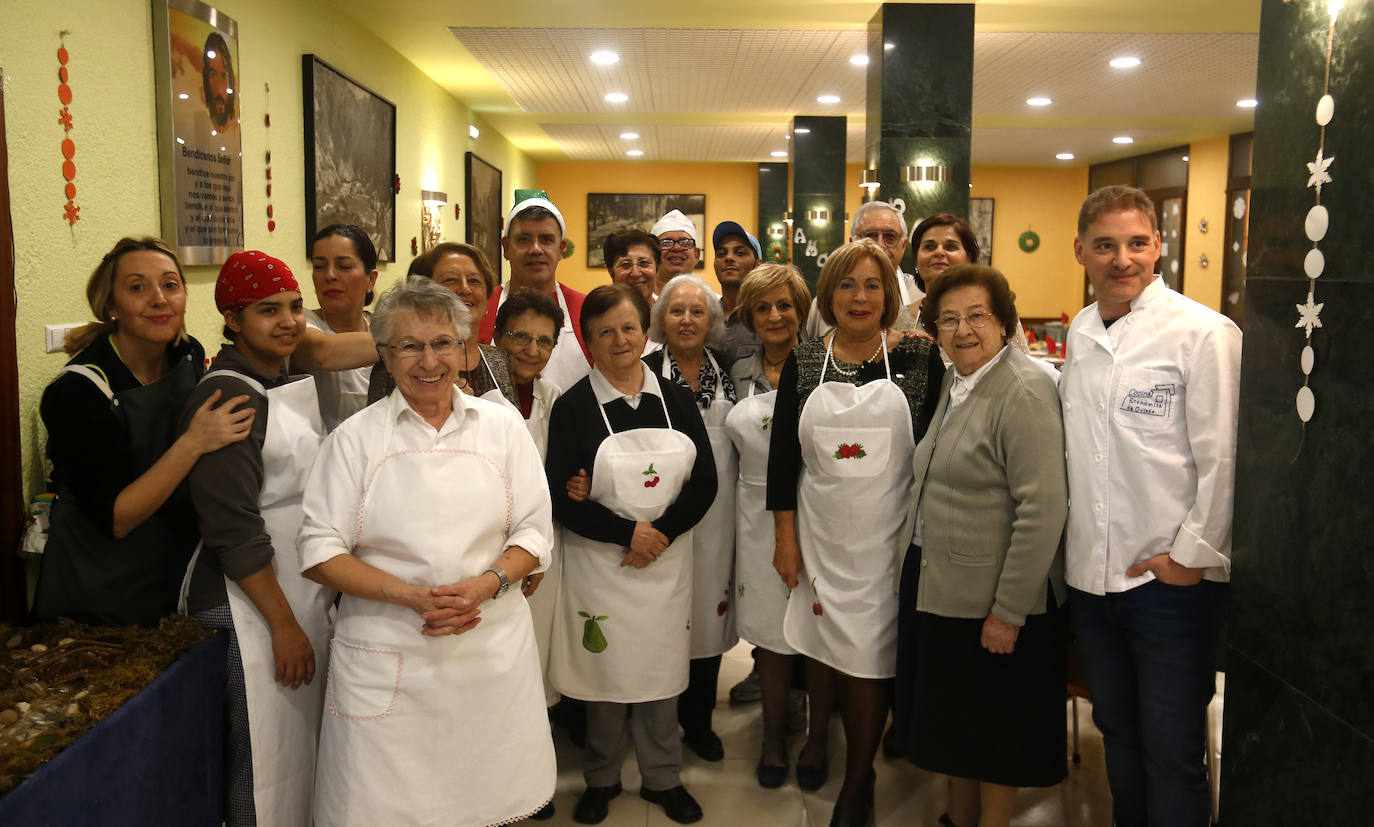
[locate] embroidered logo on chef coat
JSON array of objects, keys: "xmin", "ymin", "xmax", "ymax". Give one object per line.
[{"xmin": 1118, "ymin": 383, "xmax": 1176, "ymax": 418}]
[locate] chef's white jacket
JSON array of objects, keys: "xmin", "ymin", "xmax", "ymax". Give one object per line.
[{"xmin": 1059, "ymin": 276, "xmax": 1242, "ymax": 596}]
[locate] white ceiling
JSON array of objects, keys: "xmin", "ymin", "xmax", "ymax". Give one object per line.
[{"xmin": 447, "ymin": 26, "xmax": 1258, "ymax": 165}]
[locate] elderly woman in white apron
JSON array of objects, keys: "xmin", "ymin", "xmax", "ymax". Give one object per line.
[
  {"xmin": 767, "ymin": 241, "xmax": 944, "ymax": 827},
  {"xmin": 723, "ymin": 264, "xmax": 811, "ymax": 789},
  {"xmin": 181, "ymin": 252, "xmax": 336, "ymax": 826},
  {"xmin": 642, "ymin": 274, "xmax": 739, "ymax": 763},
  {"xmin": 368, "ymin": 242, "xmax": 518, "ymax": 410},
  {"xmin": 298, "ymin": 277, "xmax": 556, "ymax": 827},
  {"xmin": 546, "ymin": 284, "xmax": 717, "ymax": 826}
]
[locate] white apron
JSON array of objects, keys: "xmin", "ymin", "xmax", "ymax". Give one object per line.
[
  {"xmin": 660, "ymin": 353, "xmax": 738, "ymax": 659},
  {"xmin": 303, "ymin": 309, "xmax": 371, "ymax": 431},
  {"xmin": 312, "ymin": 432, "xmax": 556, "ymax": 827},
  {"xmin": 183, "ymin": 371, "xmax": 335, "ymax": 826},
  {"xmin": 548, "ymin": 391, "xmax": 697, "ymax": 703},
  {"xmin": 495, "ymin": 285, "xmax": 590, "ymax": 394},
  {"xmin": 725, "ymin": 381, "xmax": 795, "ymax": 655},
  {"xmin": 782, "ymin": 338, "xmax": 916, "ymax": 678},
  {"xmin": 521, "ymin": 377, "xmax": 562, "ymax": 706}
]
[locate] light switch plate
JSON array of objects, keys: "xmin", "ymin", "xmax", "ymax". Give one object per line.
[{"xmin": 45, "ymin": 324, "xmax": 83, "ymax": 354}]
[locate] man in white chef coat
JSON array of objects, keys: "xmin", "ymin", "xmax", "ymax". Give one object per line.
[{"xmin": 1059, "ymin": 185, "xmax": 1241, "ymax": 827}]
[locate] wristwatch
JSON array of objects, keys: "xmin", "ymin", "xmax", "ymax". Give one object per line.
[{"xmin": 484, "ymin": 565, "xmax": 510, "ymax": 599}]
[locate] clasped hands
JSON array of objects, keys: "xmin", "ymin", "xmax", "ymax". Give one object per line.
[{"xmin": 406, "ymin": 575, "xmax": 500, "ymax": 637}]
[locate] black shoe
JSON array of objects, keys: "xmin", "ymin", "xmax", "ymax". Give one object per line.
[
  {"xmin": 572, "ymin": 782, "xmax": 621, "ymax": 824},
  {"xmin": 881, "ymin": 723, "xmax": 904, "ymax": 758},
  {"xmin": 682, "ymin": 728, "xmax": 724, "ymax": 761},
  {"xmin": 729, "ymin": 667, "xmax": 762, "ymax": 705},
  {"xmin": 640, "ymin": 785, "xmax": 703, "ymax": 824},
  {"xmin": 795, "ymin": 761, "xmax": 828, "ymax": 791},
  {"xmin": 756, "ymin": 758, "xmax": 788, "ymax": 789},
  {"xmin": 529, "ymin": 800, "xmax": 555, "ymax": 821}
]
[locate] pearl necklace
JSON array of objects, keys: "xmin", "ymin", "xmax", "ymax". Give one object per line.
[{"xmin": 828, "ymin": 331, "xmax": 886, "ymax": 378}]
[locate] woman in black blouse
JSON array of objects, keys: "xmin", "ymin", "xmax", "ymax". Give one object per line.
[
  {"xmin": 767, "ymin": 240, "xmax": 944, "ymax": 826},
  {"xmin": 546, "ymin": 284, "xmax": 717, "ymax": 826},
  {"xmin": 33, "ymin": 237, "xmax": 255, "ymax": 626}
]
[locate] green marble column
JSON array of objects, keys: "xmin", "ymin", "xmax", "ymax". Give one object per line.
[
  {"xmin": 790, "ymin": 115, "xmax": 847, "ymax": 289},
  {"xmin": 866, "ymin": 3, "xmax": 973, "ymax": 273},
  {"xmin": 757, "ymin": 163, "xmax": 790, "ymax": 265}
]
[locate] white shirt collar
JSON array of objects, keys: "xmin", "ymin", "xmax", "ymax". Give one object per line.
[
  {"xmin": 1129, "ymin": 275, "xmax": 1168, "ymax": 313},
  {"xmin": 948, "ymin": 345, "xmax": 1008, "ymax": 410},
  {"xmin": 387, "ymin": 383, "xmax": 471, "ymax": 432},
  {"xmin": 590, "ymin": 363, "xmax": 662, "ymax": 408}
]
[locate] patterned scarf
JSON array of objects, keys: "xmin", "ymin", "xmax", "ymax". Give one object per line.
[{"xmin": 666, "ymin": 350, "xmax": 736, "ymax": 409}]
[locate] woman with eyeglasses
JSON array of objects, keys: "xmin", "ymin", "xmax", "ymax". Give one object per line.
[
  {"xmin": 603, "ymin": 228, "xmax": 661, "ymax": 307},
  {"xmin": 368, "ymin": 242, "xmax": 518, "ymax": 408},
  {"xmin": 897, "ymin": 264, "xmax": 1068, "ymax": 827},
  {"xmin": 300, "ymin": 277, "xmax": 557, "ymax": 825}
]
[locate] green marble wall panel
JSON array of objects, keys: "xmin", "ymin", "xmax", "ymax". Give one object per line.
[
  {"xmin": 790, "ymin": 116, "xmax": 847, "ymax": 289},
  {"xmin": 757, "ymin": 163, "xmax": 790, "ymax": 265}
]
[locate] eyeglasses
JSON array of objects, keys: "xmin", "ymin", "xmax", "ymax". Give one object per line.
[
  {"xmin": 936, "ymin": 311, "xmax": 996, "ymax": 331},
  {"xmin": 385, "ymin": 336, "xmax": 459, "ymax": 360},
  {"xmin": 501, "ymin": 329, "xmax": 557, "ymax": 351},
  {"xmin": 859, "ymin": 230, "xmax": 901, "ymax": 245},
  {"xmin": 659, "ymin": 238, "xmax": 696, "ymax": 250},
  {"xmin": 613, "ymin": 258, "xmax": 655, "ymax": 272}
]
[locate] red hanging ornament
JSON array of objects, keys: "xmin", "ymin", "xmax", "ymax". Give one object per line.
[
  {"xmin": 263, "ymin": 82, "xmax": 275, "ymax": 232},
  {"xmin": 58, "ymin": 33, "xmax": 79, "ymax": 226}
]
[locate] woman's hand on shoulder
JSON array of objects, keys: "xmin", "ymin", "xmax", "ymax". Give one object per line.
[
  {"xmin": 183, "ymin": 388, "xmax": 255, "ymax": 455},
  {"xmin": 980, "ymin": 613, "xmax": 1020, "ymax": 654}
]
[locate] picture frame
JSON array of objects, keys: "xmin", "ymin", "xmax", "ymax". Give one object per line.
[
  {"xmin": 302, "ymin": 54, "xmax": 396, "ymax": 261},
  {"xmin": 465, "ymin": 152, "xmax": 503, "ymax": 282},
  {"xmin": 586, "ymin": 193, "xmax": 706, "ymax": 269},
  {"xmin": 969, "ymin": 197, "xmax": 994, "ymax": 266}
]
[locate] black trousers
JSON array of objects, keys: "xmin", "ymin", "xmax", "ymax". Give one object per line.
[{"xmin": 677, "ymin": 654, "xmax": 723, "ymax": 735}]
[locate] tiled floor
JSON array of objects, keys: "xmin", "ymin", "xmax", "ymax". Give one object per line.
[{"xmin": 531, "ymin": 641, "xmax": 1220, "ymax": 826}]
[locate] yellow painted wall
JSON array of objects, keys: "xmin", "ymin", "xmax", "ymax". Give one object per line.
[
  {"xmin": 535, "ymin": 161, "xmax": 759, "ymax": 295},
  {"xmin": 1182, "ymin": 136, "xmax": 1230, "ymax": 311},
  {"xmin": 3, "ymin": 0, "xmax": 536, "ymax": 496}
]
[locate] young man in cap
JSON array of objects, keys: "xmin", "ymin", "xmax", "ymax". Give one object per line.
[
  {"xmin": 712, "ymin": 220, "xmax": 763, "ymax": 363},
  {"xmin": 651, "ymin": 209, "xmax": 702, "ymax": 295},
  {"xmin": 1061, "ymin": 185, "xmax": 1240, "ymax": 827},
  {"xmin": 478, "ymin": 196, "xmax": 592, "ymax": 393}
]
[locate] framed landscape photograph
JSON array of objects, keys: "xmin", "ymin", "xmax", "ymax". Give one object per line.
[
  {"xmin": 465, "ymin": 152, "xmax": 503, "ymax": 282},
  {"xmin": 302, "ymin": 54, "xmax": 396, "ymax": 261},
  {"xmin": 969, "ymin": 197, "xmax": 995, "ymax": 265},
  {"xmin": 586, "ymin": 193, "xmax": 706, "ymax": 269}
]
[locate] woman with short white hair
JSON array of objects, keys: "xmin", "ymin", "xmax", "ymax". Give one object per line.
[{"xmin": 299, "ymin": 276, "xmax": 557, "ymax": 826}]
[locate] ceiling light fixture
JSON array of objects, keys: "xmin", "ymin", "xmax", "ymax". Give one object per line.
[
  {"xmin": 1056, "ymin": 152, "xmax": 1075, "ymax": 160},
  {"xmin": 1182, "ymin": 155, "xmax": 1190, "ymax": 162},
  {"xmin": 604, "ymin": 92, "xmax": 628, "ymax": 103},
  {"xmin": 626, "ymin": 149, "xmax": 643, "ymax": 157},
  {"xmin": 178, "ymin": 93, "xmax": 189, "ymax": 100},
  {"xmin": 816, "ymin": 94, "xmax": 841, "ymax": 104},
  {"xmin": 850, "ymin": 55, "xmax": 869, "ymax": 66},
  {"xmin": 1110, "ymin": 56, "xmax": 1141, "ymax": 69},
  {"xmin": 1236, "ymin": 98, "xmax": 1258, "ymax": 108},
  {"xmin": 619, "ymin": 131, "xmax": 639, "ymax": 140},
  {"xmin": 783, "ymin": 134, "xmax": 791, "ymax": 140},
  {"xmin": 770, "ymin": 150, "xmax": 788, "ymax": 157},
  {"xmin": 468, "ymin": 125, "xmax": 480, "ymax": 139},
  {"xmin": 590, "ymin": 50, "xmax": 619, "ymax": 65},
  {"xmin": 1113, "ymin": 136, "xmax": 1134, "ymax": 144},
  {"xmin": 1026, "ymin": 97, "xmax": 1053, "ymax": 106},
  {"xmin": 793, "ymin": 127, "xmax": 811, "ymax": 134}
]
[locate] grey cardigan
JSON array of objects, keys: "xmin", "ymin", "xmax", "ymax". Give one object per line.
[{"xmin": 900, "ymin": 347, "xmax": 1068, "ymax": 626}]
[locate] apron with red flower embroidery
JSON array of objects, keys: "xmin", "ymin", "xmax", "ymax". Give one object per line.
[
  {"xmin": 660, "ymin": 351, "xmax": 738, "ymax": 659},
  {"xmin": 725, "ymin": 380, "xmax": 795, "ymax": 655},
  {"xmin": 783, "ymin": 336, "xmax": 915, "ymax": 678},
  {"xmin": 548, "ymin": 387, "xmax": 697, "ymax": 702}
]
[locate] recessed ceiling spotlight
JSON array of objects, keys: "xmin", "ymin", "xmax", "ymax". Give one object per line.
[
  {"xmin": 1113, "ymin": 136, "xmax": 1134, "ymax": 144},
  {"xmin": 1182, "ymin": 155, "xmax": 1190, "ymax": 162},
  {"xmin": 1236, "ymin": 98, "xmax": 1258, "ymax": 108},
  {"xmin": 771, "ymin": 150, "xmax": 788, "ymax": 157},
  {"xmin": 604, "ymin": 92, "xmax": 628, "ymax": 103},
  {"xmin": 469, "ymin": 125, "xmax": 480, "ymax": 139},
  {"xmin": 619, "ymin": 131, "xmax": 639, "ymax": 140},
  {"xmin": 626, "ymin": 149, "xmax": 643, "ymax": 157},
  {"xmin": 590, "ymin": 51, "xmax": 619, "ymax": 65},
  {"xmin": 850, "ymin": 55, "xmax": 869, "ymax": 66},
  {"xmin": 1056, "ymin": 152, "xmax": 1075, "ymax": 160},
  {"xmin": 1026, "ymin": 97, "xmax": 1053, "ymax": 106},
  {"xmin": 816, "ymin": 94, "xmax": 841, "ymax": 104},
  {"xmin": 1110, "ymin": 56, "xmax": 1141, "ymax": 69},
  {"xmin": 793, "ymin": 127, "xmax": 811, "ymax": 134}
]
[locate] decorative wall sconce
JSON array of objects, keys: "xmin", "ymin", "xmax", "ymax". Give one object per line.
[
  {"xmin": 784, "ymin": 211, "xmax": 794, "ymax": 226},
  {"xmin": 860, "ymin": 168, "xmax": 880, "ymax": 191},
  {"xmin": 902, "ymin": 164, "xmax": 951, "ymax": 184},
  {"xmin": 421, "ymin": 190, "xmax": 447, "ymax": 252},
  {"xmin": 769, "ymin": 224, "xmax": 786, "ymax": 238},
  {"xmin": 805, "ymin": 207, "xmax": 831, "ymax": 222}
]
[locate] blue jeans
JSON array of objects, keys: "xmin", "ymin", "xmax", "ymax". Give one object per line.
[{"xmin": 1070, "ymin": 581, "xmax": 1225, "ymax": 827}]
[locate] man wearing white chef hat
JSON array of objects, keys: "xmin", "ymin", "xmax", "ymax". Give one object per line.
[{"xmin": 651, "ymin": 209, "xmax": 702, "ymax": 295}]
